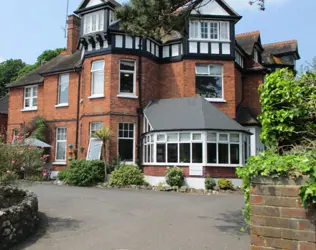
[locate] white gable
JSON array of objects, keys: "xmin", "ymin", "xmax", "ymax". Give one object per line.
[
  {"xmin": 191, "ymin": 0, "xmax": 230, "ymax": 16},
  {"xmin": 86, "ymin": 0, "xmax": 104, "ymax": 8}
]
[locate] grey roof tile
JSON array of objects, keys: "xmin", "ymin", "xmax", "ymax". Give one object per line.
[
  {"xmin": 144, "ymin": 96, "xmax": 248, "ymax": 132},
  {"xmin": 0, "ymin": 95, "xmax": 8, "ymax": 114},
  {"xmin": 236, "ymin": 107, "xmax": 260, "ymax": 126}
]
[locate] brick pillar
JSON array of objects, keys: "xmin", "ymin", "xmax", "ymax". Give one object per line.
[
  {"xmin": 250, "ymin": 177, "xmax": 316, "ymax": 250},
  {"xmin": 67, "ymin": 15, "xmax": 81, "ymax": 54}
]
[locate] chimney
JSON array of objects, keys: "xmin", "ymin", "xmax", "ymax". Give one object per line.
[{"xmin": 67, "ymin": 15, "xmax": 81, "ymax": 54}]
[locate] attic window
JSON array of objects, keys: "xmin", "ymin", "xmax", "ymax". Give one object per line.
[
  {"xmin": 254, "ymin": 49, "xmax": 259, "ymax": 63},
  {"xmin": 84, "ymin": 10, "xmax": 104, "ymax": 35},
  {"xmin": 189, "ymin": 21, "xmax": 229, "ymax": 41}
]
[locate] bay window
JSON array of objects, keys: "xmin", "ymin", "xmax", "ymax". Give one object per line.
[
  {"xmin": 23, "ymin": 86, "xmax": 38, "ymax": 110},
  {"xmin": 195, "ymin": 64, "xmax": 223, "ymax": 100},
  {"xmin": 189, "ymin": 21, "xmax": 229, "ymax": 41},
  {"xmin": 84, "ymin": 10, "xmax": 104, "ymax": 35},
  {"xmin": 91, "ymin": 60, "xmax": 104, "ymax": 97},
  {"xmin": 143, "ymin": 131, "xmax": 248, "ymax": 166}
]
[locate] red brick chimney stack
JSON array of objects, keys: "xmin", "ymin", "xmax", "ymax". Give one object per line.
[{"xmin": 67, "ymin": 15, "xmax": 81, "ymax": 54}]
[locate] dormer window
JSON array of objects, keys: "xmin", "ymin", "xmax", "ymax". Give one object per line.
[
  {"xmin": 84, "ymin": 10, "xmax": 104, "ymax": 35},
  {"xmin": 189, "ymin": 21, "xmax": 229, "ymax": 41}
]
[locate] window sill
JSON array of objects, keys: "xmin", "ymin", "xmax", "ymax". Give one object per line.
[
  {"xmin": 117, "ymin": 94, "xmax": 138, "ymax": 99},
  {"xmin": 205, "ymin": 98, "xmax": 227, "ymax": 103},
  {"xmin": 52, "ymin": 162, "xmax": 67, "ymax": 166},
  {"xmin": 55, "ymin": 103, "xmax": 69, "ymax": 108},
  {"xmin": 21, "ymin": 107, "xmax": 38, "ymax": 112},
  {"xmin": 88, "ymin": 95, "xmax": 104, "ymax": 99}
]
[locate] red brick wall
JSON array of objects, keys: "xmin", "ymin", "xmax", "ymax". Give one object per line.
[
  {"xmin": 143, "ymin": 166, "xmax": 237, "ymax": 178},
  {"xmin": 250, "ymin": 177, "xmax": 316, "ymax": 250}
]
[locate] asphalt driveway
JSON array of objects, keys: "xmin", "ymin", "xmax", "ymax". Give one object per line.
[{"xmin": 13, "ymin": 184, "xmax": 249, "ymax": 250}]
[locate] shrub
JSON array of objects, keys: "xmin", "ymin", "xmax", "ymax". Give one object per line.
[
  {"xmin": 106, "ymin": 156, "xmax": 121, "ymax": 174},
  {"xmin": 58, "ymin": 160, "xmax": 105, "ymax": 186},
  {"xmin": 218, "ymin": 178, "xmax": 233, "ymax": 190},
  {"xmin": 205, "ymin": 177, "xmax": 216, "ymax": 190},
  {"xmin": 110, "ymin": 165, "xmax": 145, "ymax": 187},
  {"xmin": 165, "ymin": 167, "xmax": 184, "ymax": 188}
]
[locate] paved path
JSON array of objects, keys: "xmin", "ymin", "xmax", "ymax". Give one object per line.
[{"xmin": 13, "ymin": 184, "xmax": 249, "ymax": 250}]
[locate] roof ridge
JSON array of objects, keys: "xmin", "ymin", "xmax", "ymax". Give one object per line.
[
  {"xmin": 236, "ymin": 30, "xmax": 260, "ymax": 38},
  {"xmin": 263, "ymin": 40, "xmax": 297, "ymax": 47}
]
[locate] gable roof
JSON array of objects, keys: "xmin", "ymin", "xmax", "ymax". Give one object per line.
[
  {"xmin": 6, "ymin": 52, "xmax": 81, "ymax": 88},
  {"xmin": 144, "ymin": 96, "xmax": 248, "ymax": 133},
  {"xmin": 77, "ymin": 0, "xmax": 120, "ymax": 11},
  {"xmin": 235, "ymin": 30, "xmax": 261, "ymax": 55},
  {"xmin": 0, "ymin": 95, "xmax": 8, "ymax": 115}
]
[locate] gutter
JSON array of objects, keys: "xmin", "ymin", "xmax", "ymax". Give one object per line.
[{"xmin": 137, "ymin": 38, "xmax": 143, "ymax": 166}]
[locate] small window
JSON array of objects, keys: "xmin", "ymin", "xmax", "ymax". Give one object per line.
[
  {"xmin": 254, "ymin": 49, "xmax": 259, "ymax": 63},
  {"xmin": 200, "ymin": 22, "xmax": 208, "ymax": 39},
  {"xmin": 220, "ymin": 22, "xmax": 230, "ymax": 41},
  {"xmin": 55, "ymin": 127, "xmax": 67, "ymax": 162},
  {"xmin": 210, "ymin": 22, "xmax": 219, "ymax": 40},
  {"xmin": 109, "ymin": 10, "xmax": 118, "ymax": 25},
  {"xmin": 91, "ymin": 60, "xmax": 104, "ymax": 97},
  {"xmin": 24, "ymin": 86, "xmax": 38, "ymax": 109},
  {"xmin": 195, "ymin": 64, "xmax": 223, "ymax": 99},
  {"xmin": 118, "ymin": 123, "xmax": 134, "ymax": 162},
  {"xmin": 84, "ymin": 10, "xmax": 104, "ymax": 35},
  {"xmin": 119, "ymin": 60, "xmax": 136, "ymax": 95},
  {"xmin": 190, "ymin": 21, "xmax": 199, "ymax": 39},
  {"xmin": 90, "ymin": 122, "xmax": 103, "ymax": 138},
  {"xmin": 58, "ymin": 74, "xmax": 69, "ymax": 105}
]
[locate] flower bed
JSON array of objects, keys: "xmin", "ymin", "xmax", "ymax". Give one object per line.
[{"xmin": 0, "ymin": 186, "xmax": 39, "ymax": 250}]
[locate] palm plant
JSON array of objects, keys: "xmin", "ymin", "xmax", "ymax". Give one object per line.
[{"xmin": 93, "ymin": 127, "xmax": 113, "ymax": 177}]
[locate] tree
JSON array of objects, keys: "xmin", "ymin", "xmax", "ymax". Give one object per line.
[
  {"xmin": 0, "ymin": 59, "xmax": 25, "ymax": 97},
  {"xmin": 116, "ymin": 0, "xmax": 265, "ymax": 40},
  {"xmin": 93, "ymin": 127, "xmax": 113, "ymax": 176}
]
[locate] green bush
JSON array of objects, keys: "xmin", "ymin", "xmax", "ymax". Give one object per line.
[
  {"xmin": 110, "ymin": 165, "xmax": 145, "ymax": 187},
  {"xmin": 106, "ymin": 156, "xmax": 121, "ymax": 174},
  {"xmin": 165, "ymin": 167, "xmax": 184, "ymax": 188},
  {"xmin": 58, "ymin": 160, "xmax": 105, "ymax": 186},
  {"xmin": 218, "ymin": 178, "xmax": 233, "ymax": 190},
  {"xmin": 205, "ymin": 177, "xmax": 216, "ymax": 190}
]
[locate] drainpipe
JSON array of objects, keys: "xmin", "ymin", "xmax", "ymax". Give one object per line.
[
  {"xmin": 137, "ymin": 38, "xmax": 143, "ymax": 167},
  {"xmin": 75, "ymin": 67, "xmax": 82, "ymax": 159}
]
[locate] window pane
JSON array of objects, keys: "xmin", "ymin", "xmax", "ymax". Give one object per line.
[
  {"xmin": 207, "ymin": 143, "xmax": 217, "ymax": 163},
  {"xmin": 192, "ymin": 143, "xmax": 203, "ymax": 163},
  {"xmin": 25, "ymin": 88, "xmax": 31, "ymax": 98},
  {"xmin": 24, "ymin": 99, "xmax": 30, "ymax": 108},
  {"xmin": 119, "ymin": 139, "xmax": 133, "ymax": 162},
  {"xmin": 196, "ymin": 65, "xmax": 209, "ymax": 75},
  {"xmin": 230, "ymin": 144, "xmax": 240, "ymax": 164},
  {"xmin": 56, "ymin": 141, "xmax": 66, "ymax": 160},
  {"xmin": 167, "ymin": 133, "xmax": 178, "ymax": 142},
  {"xmin": 201, "ymin": 22, "xmax": 208, "ymax": 38},
  {"xmin": 59, "ymin": 80, "xmax": 69, "ymax": 104},
  {"xmin": 157, "ymin": 144, "xmax": 166, "ymax": 163},
  {"xmin": 219, "ymin": 144, "xmax": 229, "ymax": 164},
  {"xmin": 129, "ymin": 124, "xmax": 134, "ymax": 130},
  {"xmin": 196, "ymin": 75, "xmax": 223, "ymax": 98},
  {"xmin": 167, "ymin": 144, "xmax": 178, "ymax": 163},
  {"xmin": 180, "ymin": 143, "xmax": 190, "ymax": 163},
  {"xmin": 92, "ymin": 71, "xmax": 104, "ymax": 95},
  {"xmin": 190, "ymin": 22, "xmax": 198, "ymax": 39},
  {"xmin": 220, "ymin": 22, "xmax": 229, "ymax": 40},
  {"xmin": 32, "ymin": 87, "xmax": 38, "ymax": 97},
  {"xmin": 230, "ymin": 133, "xmax": 240, "ymax": 142},
  {"xmin": 120, "ymin": 60, "xmax": 135, "ymax": 71},
  {"xmin": 207, "ymin": 132, "xmax": 216, "ymax": 142},
  {"xmin": 33, "ymin": 97, "xmax": 38, "ymax": 107},
  {"xmin": 179, "ymin": 133, "xmax": 190, "ymax": 142},
  {"xmin": 92, "ymin": 60, "xmax": 104, "ymax": 71},
  {"xmin": 157, "ymin": 134, "xmax": 166, "ymax": 142},
  {"xmin": 219, "ymin": 134, "xmax": 228, "ymax": 141},
  {"xmin": 192, "ymin": 133, "xmax": 202, "ymax": 141},
  {"xmin": 120, "ymin": 72, "xmax": 134, "ymax": 93},
  {"xmin": 210, "ymin": 22, "xmax": 218, "ymax": 39},
  {"xmin": 209, "ymin": 65, "xmax": 222, "ymax": 75}
]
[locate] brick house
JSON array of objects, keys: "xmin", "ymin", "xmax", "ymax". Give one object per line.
[
  {"xmin": 0, "ymin": 95, "xmax": 8, "ymax": 140},
  {"xmin": 6, "ymin": 0, "xmax": 300, "ymax": 187}
]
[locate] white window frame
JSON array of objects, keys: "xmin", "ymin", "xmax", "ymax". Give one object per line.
[
  {"xmin": 90, "ymin": 60, "xmax": 105, "ymax": 98},
  {"xmin": 56, "ymin": 73, "xmax": 69, "ymax": 107},
  {"xmin": 195, "ymin": 64, "xmax": 224, "ymax": 102},
  {"xmin": 143, "ymin": 131, "xmax": 247, "ymax": 167},
  {"xmin": 118, "ymin": 59, "xmax": 137, "ymax": 98},
  {"xmin": 189, "ymin": 21, "xmax": 230, "ymax": 42},
  {"xmin": 55, "ymin": 127, "xmax": 67, "ymax": 163},
  {"xmin": 84, "ymin": 10, "xmax": 104, "ymax": 35},
  {"xmin": 86, "ymin": 138, "xmax": 103, "ymax": 161},
  {"xmin": 118, "ymin": 123, "xmax": 135, "ymax": 164},
  {"xmin": 235, "ymin": 50, "xmax": 244, "ymax": 68},
  {"xmin": 23, "ymin": 86, "xmax": 38, "ymax": 111},
  {"xmin": 90, "ymin": 122, "xmax": 103, "ymax": 138}
]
